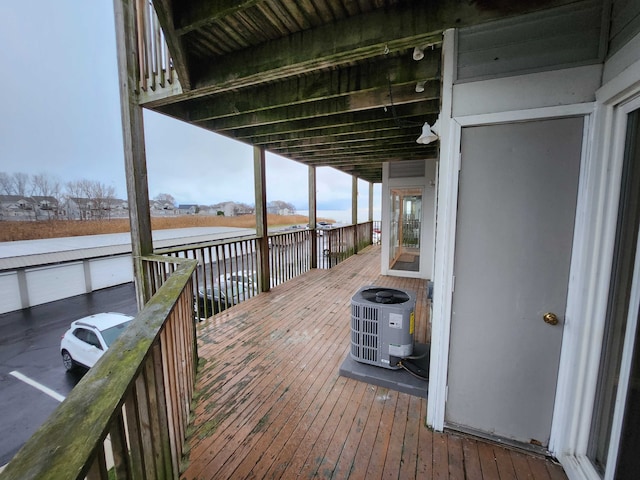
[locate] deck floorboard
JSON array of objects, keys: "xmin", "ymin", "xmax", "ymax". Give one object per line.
[{"xmin": 180, "ymin": 245, "xmax": 567, "ymax": 480}]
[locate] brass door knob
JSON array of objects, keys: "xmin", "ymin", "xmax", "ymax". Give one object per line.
[{"xmin": 543, "ymin": 312, "xmax": 559, "ymax": 326}]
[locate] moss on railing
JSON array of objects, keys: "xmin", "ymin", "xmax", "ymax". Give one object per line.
[{"xmin": 0, "ymin": 257, "xmax": 197, "ymax": 480}]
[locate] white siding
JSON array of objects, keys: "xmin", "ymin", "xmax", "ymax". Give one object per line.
[
  {"xmin": 89, "ymin": 255, "xmax": 134, "ymax": 290},
  {"xmin": 26, "ymin": 263, "xmax": 86, "ymax": 307},
  {"xmin": 0, "ymin": 271, "xmax": 22, "ymax": 312},
  {"xmin": 457, "ymin": 0, "xmax": 604, "ymax": 83},
  {"xmin": 609, "ymin": 0, "xmax": 640, "ymax": 55}
]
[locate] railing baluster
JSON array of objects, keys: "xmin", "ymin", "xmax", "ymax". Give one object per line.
[
  {"xmin": 109, "ymin": 413, "xmax": 131, "ymax": 479},
  {"xmin": 85, "ymin": 448, "xmax": 108, "ymax": 480},
  {"xmin": 143, "ymin": 0, "xmax": 154, "ymax": 91},
  {"xmin": 142, "ymin": 355, "xmax": 165, "ymax": 477},
  {"xmin": 124, "ymin": 388, "xmax": 146, "ymax": 479},
  {"xmin": 134, "ymin": 373, "xmax": 157, "ymax": 479},
  {"xmin": 135, "ymin": 0, "xmax": 147, "ymax": 93}
]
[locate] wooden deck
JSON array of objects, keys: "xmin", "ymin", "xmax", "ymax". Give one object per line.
[{"xmin": 180, "ymin": 245, "xmax": 567, "ymax": 480}]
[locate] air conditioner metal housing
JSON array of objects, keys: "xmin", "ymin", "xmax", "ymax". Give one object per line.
[{"xmin": 350, "ymin": 286, "xmax": 416, "ymax": 369}]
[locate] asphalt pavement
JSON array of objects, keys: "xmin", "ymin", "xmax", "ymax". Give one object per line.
[{"xmin": 0, "ymin": 283, "xmax": 136, "ymax": 467}]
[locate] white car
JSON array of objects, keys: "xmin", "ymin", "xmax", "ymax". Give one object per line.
[
  {"xmin": 220, "ymin": 271, "xmax": 258, "ymax": 295},
  {"xmin": 60, "ymin": 312, "xmax": 133, "ymax": 371}
]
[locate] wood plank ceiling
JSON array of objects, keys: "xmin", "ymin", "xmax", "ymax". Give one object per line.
[{"xmin": 146, "ymin": 0, "xmax": 578, "ymax": 183}]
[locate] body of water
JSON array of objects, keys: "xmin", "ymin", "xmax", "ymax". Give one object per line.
[{"xmin": 297, "ymin": 209, "xmax": 381, "ymax": 225}]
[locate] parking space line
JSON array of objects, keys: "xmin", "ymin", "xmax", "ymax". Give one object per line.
[{"xmin": 9, "ymin": 371, "xmax": 65, "ymax": 403}]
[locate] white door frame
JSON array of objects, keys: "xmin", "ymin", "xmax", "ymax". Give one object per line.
[
  {"xmin": 557, "ymin": 93, "xmax": 640, "ymax": 480},
  {"xmin": 381, "ymin": 162, "xmax": 431, "ymax": 279},
  {"xmin": 428, "ymin": 104, "xmax": 594, "ymax": 428}
]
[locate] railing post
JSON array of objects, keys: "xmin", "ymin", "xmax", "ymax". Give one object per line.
[
  {"xmin": 309, "ymin": 166, "xmax": 317, "ymax": 269},
  {"xmin": 254, "ymin": 146, "xmax": 271, "ymax": 292},
  {"xmin": 114, "ymin": 0, "xmax": 153, "ymax": 309},
  {"xmin": 369, "ymin": 182, "xmax": 374, "ymax": 244},
  {"xmin": 352, "ymin": 175, "xmax": 358, "ymax": 254}
]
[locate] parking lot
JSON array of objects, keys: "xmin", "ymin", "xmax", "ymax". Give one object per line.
[{"xmin": 0, "ymin": 283, "xmax": 136, "ymax": 467}]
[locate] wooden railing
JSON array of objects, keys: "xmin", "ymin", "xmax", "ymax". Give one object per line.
[
  {"xmin": 0, "ymin": 256, "xmax": 197, "ymax": 480},
  {"xmin": 154, "ymin": 224, "xmax": 373, "ymax": 319},
  {"xmin": 155, "ymin": 235, "xmax": 259, "ymax": 320},
  {"xmin": 373, "ymin": 220, "xmax": 381, "ymax": 245},
  {"xmin": 269, "ymin": 228, "xmax": 312, "ymax": 285},
  {"xmin": 135, "ymin": 0, "xmax": 181, "ymax": 101},
  {"xmin": 319, "ymin": 222, "xmax": 373, "ymax": 269}
]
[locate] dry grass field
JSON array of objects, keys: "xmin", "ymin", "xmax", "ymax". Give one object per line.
[{"xmin": 0, "ymin": 214, "xmax": 335, "ymax": 242}]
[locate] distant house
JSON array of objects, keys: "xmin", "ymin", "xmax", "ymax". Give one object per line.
[
  {"xmin": 110, "ymin": 199, "xmax": 129, "ymax": 217},
  {"xmin": 235, "ymin": 204, "xmax": 254, "ymax": 216},
  {"xmin": 150, "ymin": 200, "xmax": 175, "ymax": 215},
  {"xmin": 66, "ymin": 197, "xmax": 91, "ymax": 220},
  {"xmin": 0, "ymin": 195, "xmax": 36, "ymax": 220},
  {"xmin": 209, "ymin": 201, "xmax": 253, "ymax": 217},
  {"xmin": 66, "ymin": 197, "xmax": 129, "ymax": 220},
  {"xmin": 267, "ymin": 203, "xmax": 294, "ymax": 216},
  {"xmin": 31, "ymin": 196, "xmax": 60, "ymax": 219},
  {"xmin": 177, "ymin": 204, "xmax": 199, "ymax": 215},
  {"xmin": 210, "ymin": 201, "xmax": 235, "ymax": 216}
]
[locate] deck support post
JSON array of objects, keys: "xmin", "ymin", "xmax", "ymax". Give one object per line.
[
  {"xmin": 254, "ymin": 146, "xmax": 271, "ymax": 292},
  {"xmin": 309, "ymin": 166, "xmax": 317, "ymax": 269},
  {"xmin": 352, "ymin": 175, "xmax": 358, "ymax": 254},
  {"xmin": 368, "ymin": 182, "xmax": 374, "ymax": 222},
  {"xmin": 114, "ymin": 0, "xmax": 153, "ymax": 309},
  {"xmin": 369, "ymin": 181, "xmax": 374, "ymax": 243}
]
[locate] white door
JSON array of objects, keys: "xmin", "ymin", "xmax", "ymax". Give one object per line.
[{"xmin": 446, "ymin": 117, "xmax": 583, "ymax": 447}]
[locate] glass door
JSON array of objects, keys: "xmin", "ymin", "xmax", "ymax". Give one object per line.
[
  {"xmin": 589, "ymin": 108, "xmax": 640, "ymax": 478},
  {"xmin": 388, "ymin": 188, "xmax": 422, "ymax": 272}
]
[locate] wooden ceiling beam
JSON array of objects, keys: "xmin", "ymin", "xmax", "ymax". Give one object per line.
[
  {"xmin": 264, "ymin": 129, "xmax": 423, "ymax": 150},
  {"xmin": 188, "ymin": 82, "xmax": 438, "ymax": 129},
  {"xmin": 296, "ymin": 150, "xmax": 435, "ymax": 164},
  {"xmin": 204, "ymin": 101, "xmax": 438, "ymax": 134},
  {"xmin": 287, "ymin": 144, "xmax": 433, "ymax": 161},
  {"xmin": 271, "ymin": 138, "xmax": 427, "ymax": 156},
  {"xmin": 233, "ymin": 115, "xmax": 432, "ymax": 141},
  {"xmin": 236, "ymin": 117, "xmax": 433, "ymax": 143},
  {"xmin": 173, "ymin": 0, "xmax": 262, "ymax": 35},
  {"xmin": 158, "ymin": 54, "xmax": 440, "ymax": 121},
  {"xmin": 298, "ymin": 151, "xmax": 438, "ymax": 166}
]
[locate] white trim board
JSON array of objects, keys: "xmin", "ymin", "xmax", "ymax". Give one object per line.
[
  {"xmin": 427, "ymin": 28, "xmax": 458, "ymax": 431},
  {"xmin": 453, "ymin": 64, "xmax": 602, "ymax": 117}
]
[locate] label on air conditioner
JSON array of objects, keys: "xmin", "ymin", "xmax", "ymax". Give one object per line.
[
  {"xmin": 389, "ymin": 343, "xmax": 412, "ymax": 357},
  {"xmin": 410, "ymin": 311, "xmax": 415, "ymax": 334},
  {"xmin": 388, "ymin": 312, "xmax": 403, "ymax": 329}
]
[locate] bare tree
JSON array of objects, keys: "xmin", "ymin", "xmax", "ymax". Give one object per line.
[
  {"xmin": 65, "ymin": 180, "xmax": 89, "ymax": 220},
  {"xmin": 154, "ymin": 193, "xmax": 176, "ymax": 208},
  {"xmin": 233, "ymin": 202, "xmax": 254, "ymax": 215},
  {"xmin": 63, "ymin": 179, "xmax": 118, "ymax": 220},
  {"xmin": 268, "ymin": 200, "xmax": 296, "ymax": 214},
  {"xmin": 0, "ymin": 172, "xmax": 13, "ymax": 195},
  {"xmin": 12, "ymin": 172, "xmax": 31, "ymax": 196},
  {"xmin": 32, "ymin": 173, "xmax": 62, "ymax": 219},
  {"xmin": 93, "ymin": 183, "xmax": 116, "ymax": 219}
]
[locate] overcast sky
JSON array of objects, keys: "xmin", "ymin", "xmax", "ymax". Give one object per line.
[{"xmin": 0, "ymin": 1, "xmax": 380, "ymax": 222}]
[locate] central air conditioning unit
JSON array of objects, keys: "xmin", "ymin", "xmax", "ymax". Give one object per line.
[{"xmin": 350, "ymin": 286, "xmax": 416, "ymax": 369}]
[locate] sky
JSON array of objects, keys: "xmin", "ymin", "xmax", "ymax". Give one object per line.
[{"xmin": 0, "ymin": 1, "xmax": 380, "ymax": 223}]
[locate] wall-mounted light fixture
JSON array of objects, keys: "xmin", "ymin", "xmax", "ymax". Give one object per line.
[
  {"xmin": 415, "ymin": 81, "xmax": 426, "ymax": 93},
  {"xmin": 416, "ymin": 118, "xmax": 441, "ymax": 145},
  {"xmin": 413, "ymin": 46, "xmax": 424, "ymax": 61}
]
